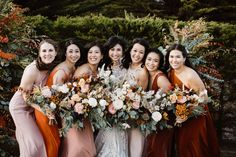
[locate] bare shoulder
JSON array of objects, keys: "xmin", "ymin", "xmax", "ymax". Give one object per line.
[
  {"xmin": 185, "ymin": 67, "xmax": 201, "ymax": 80},
  {"xmin": 19, "ymin": 61, "xmax": 39, "ymax": 90},
  {"xmin": 74, "ymin": 63, "xmax": 90, "ymax": 78},
  {"xmin": 23, "ymin": 62, "xmax": 38, "ymax": 78},
  {"xmin": 137, "ymin": 66, "xmax": 148, "ymax": 77},
  {"xmin": 185, "ymin": 66, "xmax": 205, "ymax": 91}
]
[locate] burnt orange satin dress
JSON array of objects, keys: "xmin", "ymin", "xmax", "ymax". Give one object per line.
[
  {"xmin": 143, "ymin": 72, "xmax": 175, "ymax": 157},
  {"xmin": 34, "ymin": 69, "xmax": 65, "ymax": 157},
  {"xmin": 169, "ymin": 69, "xmax": 220, "ymax": 157}
]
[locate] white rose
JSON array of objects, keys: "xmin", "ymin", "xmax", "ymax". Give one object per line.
[
  {"xmin": 113, "ymin": 99, "xmax": 124, "ymax": 110},
  {"xmin": 152, "ymin": 111, "xmax": 162, "ymax": 122},
  {"xmin": 99, "ymin": 99, "xmax": 107, "ymax": 107},
  {"xmin": 49, "ymin": 102, "xmax": 57, "ymax": 110},
  {"xmin": 58, "ymin": 84, "xmax": 69, "ymax": 93},
  {"xmin": 88, "ymin": 98, "xmax": 98, "ymax": 107},
  {"xmin": 41, "ymin": 87, "xmax": 52, "ymax": 98}
]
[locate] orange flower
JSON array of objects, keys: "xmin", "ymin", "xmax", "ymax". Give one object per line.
[
  {"xmin": 0, "ymin": 49, "xmax": 17, "ymax": 60},
  {"xmin": 175, "ymin": 104, "xmax": 189, "ymax": 117},
  {"xmin": 0, "ymin": 36, "xmax": 9, "ymax": 43}
]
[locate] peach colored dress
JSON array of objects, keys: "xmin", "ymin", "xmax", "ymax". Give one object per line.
[
  {"xmin": 59, "ymin": 70, "xmax": 96, "ymax": 157},
  {"xmin": 61, "ymin": 119, "xmax": 96, "ymax": 157},
  {"xmin": 9, "ymin": 61, "xmax": 47, "ymax": 157},
  {"xmin": 142, "ymin": 72, "xmax": 174, "ymax": 157},
  {"xmin": 169, "ymin": 69, "xmax": 220, "ymax": 157},
  {"xmin": 34, "ymin": 68, "xmax": 63, "ymax": 157}
]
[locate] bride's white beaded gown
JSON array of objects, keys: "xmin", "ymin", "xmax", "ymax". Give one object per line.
[{"xmin": 95, "ymin": 66, "xmax": 129, "ymax": 157}]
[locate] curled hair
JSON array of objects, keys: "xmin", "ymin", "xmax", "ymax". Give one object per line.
[
  {"xmin": 164, "ymin": 43, "xmax": 193, "ymax": 72},
  {"xmin": 122, "ymin": 38, "xmax": 149, "ymax": 69},
  {"xmin": 60, "ymin": 38, "xmax": 85, "ymax": 67},
  {"xmin": 146, "ymin": 48, "xmax": 165, "ymax": 71},
  {"xmin": 83, "ymin": 41, "xmax": 104, "ymax": 68},
  {"xmin": 103, "ymin": 36, "xmax": 127, "ymax": 69},
  {"xmin": 36, "ymin": 39, "xmax": 60, "ymax": 71}
]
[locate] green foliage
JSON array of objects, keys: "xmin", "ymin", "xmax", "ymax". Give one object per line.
[
  {"xmin": 26, "ymin": 15, "xmax": 54, "ymax": 38},
  {"xmin": 207, "ymin": 22, "xmax": 236, "ymax": 47},
  {"xmin": 0, "ymin": 0, "xmax": 35, "ymax": 100}
]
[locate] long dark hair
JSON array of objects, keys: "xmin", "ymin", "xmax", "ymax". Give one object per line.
[
  {"xmin": 164, "ymin": 43, "xmax": 193, "ymax": 72},
  {"xmin": 122, "ymin": 38, "xmax": 149, "ymax": 69},
  {"xmin": 36, "ymin": 39, "xmax": 60, "ymax": 71},
  {"xmin": 103, "ymin": 36, "xmax": 127, "ymax": 69},
  {"xmin": 83, "ymin": 41, "xmax": 104, "ymax": 68},
  {"xmin": 60, "ymin": 38, "xmax": 85, "ymax": 67},
  {"xmin": 146, "ymin": 47, "xmax": 165, "ymax": 72}
]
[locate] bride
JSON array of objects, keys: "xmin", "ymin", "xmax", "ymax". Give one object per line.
[
  {"xmin": 122, "ymin": 38, "xmax": 149, "ymax": 157},
  {"xmin": 95, "ymin": 36, "xmax": 129, "ymax": 157}
]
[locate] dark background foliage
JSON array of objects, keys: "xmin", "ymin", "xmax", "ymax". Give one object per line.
[{"xmin": 13, "ymin": 0, "xmax": 236, "ymax": 22}]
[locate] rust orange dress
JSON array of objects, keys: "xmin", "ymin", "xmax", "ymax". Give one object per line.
[
  {"xmin": 34, "ymin": 68, "xmax": 67, "ymax": 157},
  {"xmin": 143, "ymin": 72, "xmax": 175, "ymax": 157},
  {"xmin": 169, "ymin": 69, "xmax": 220, "ymax": 157}
]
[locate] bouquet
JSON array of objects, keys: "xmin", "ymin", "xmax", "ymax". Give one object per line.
[
  {"xmin": 26, "ymin": 84, "xmax": 70, "ymax": 125},
  {"xmin": 140, "ymin": 89, "xmax": 173, "ymax": 135},
  {"xmin": 166, "ymin": 85, "xmax": 206, "ymax": 126}
]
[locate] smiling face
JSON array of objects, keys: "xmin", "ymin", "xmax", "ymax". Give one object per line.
[
  {"xmin": 87, "ymin": 46, "xmax": 103, "ymax": 65},
  {"xmin": 169, "ymin": 50, "xmax": 186, "ymax": 70},
  {"xmin": 145, "ymin": 52, "xmax": 160, "ymax": 72},
  {"xmin": 130, "ymin": 43, "xmax": 145, "ymax": 64},
  {"xmin": 39, "ymin": 42, "xmax": 57, "ymax": 64},
  {"xmin": 66, "ymin": 44, "xmax": 81, "ymax": 64},
  {"xmin": 109, "ymin": 44, "xmax": 123, "ymax": 62}
]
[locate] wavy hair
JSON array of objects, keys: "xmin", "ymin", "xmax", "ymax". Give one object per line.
[
  {"xmin": 103, "ymin": 36, "xmax": 127, "ymax": 69},
  {"xmin": 122, "ymin": 38, "xmax": 149, "ymax": 69}
]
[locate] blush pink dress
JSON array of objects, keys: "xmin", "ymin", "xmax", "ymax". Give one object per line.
[{"xmin": 9, "ymin": 61, "xmax": 47, "ymax": 157}]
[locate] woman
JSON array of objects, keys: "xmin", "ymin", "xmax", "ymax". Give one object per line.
[
  {"xmin": 142, "ymin": 48, "xmax": 174, "ymax": 157},
  {"xmin": 122, "ymin": 38, "xmax": 149, "ymax": 157},
  {"xmin": 9, "ymin": 39, "xmax": 59, "ymax": 157},
  {"xmin": 62, "ymin": 41, "xmax": 103, "ymax": 157},
  {"xmin": 165, "ymin": 43, "xmax": 220, "ymax": 157},
  {"xmin": 34, "ymin": 38, "xmax": 83, "ymax": 157},
  {"xmin": 95, "ymin": 36, "xmax": 128, "ymax": 157}
]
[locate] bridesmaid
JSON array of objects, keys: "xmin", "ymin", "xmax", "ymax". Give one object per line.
[
  {"xmin": 9, "ymin": 39, "xmax": 59, "ymax": 157},
  {"xmin": 142, "ymin": 48, "xmax": 174, "ymax": 157},
  {"xmin": 95, "ymin": 36, "xmax": 129, "ymax": 157},
  {"xmin": 62, "ymin": 41, "xmax": 103, "ymax": 157},
  {"xmin": 34, "ymin": 38, "xmax": 83, "ymax": 157},
  {"xmin": 165, "ymin": 43, "xmax": 220, "ymax": 157},
  {"xmin": 122, "ymin": 38, "xmax": 149, "ymax": 157}
]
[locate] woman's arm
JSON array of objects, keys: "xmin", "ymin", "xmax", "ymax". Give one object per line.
[
  {"xmin": 137, "ymin": 68, "xmax": 149, "ymax": 90},
  {"xmin": 157, "ymin": 75, "xmax": 171, "ymax": 92},
  {"xmin": 19, "ymin": 64, "xmax": 38, "ymax": 100}
]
